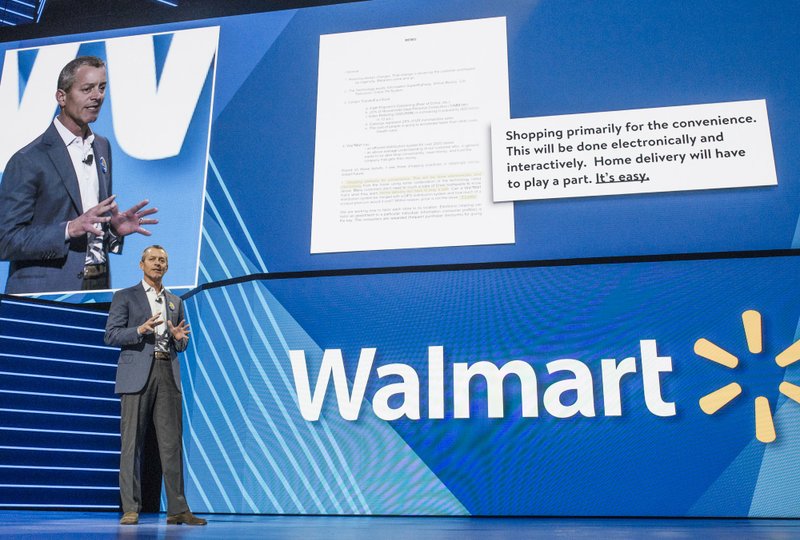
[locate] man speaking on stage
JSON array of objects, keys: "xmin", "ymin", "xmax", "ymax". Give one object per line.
[
  {"xmin": 105, "ymin": 244, "xmax": 206, "ymax": 526},
  {"xmin": 0, "ymin": 55, "xmax": 157, "ymax": 294}
]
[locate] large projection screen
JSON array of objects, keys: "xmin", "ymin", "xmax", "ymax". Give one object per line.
[
  {"xmin": 0, "ymin": 0, "xmax": 797, "ymax": 297},
  {"xmin": 1, "ymin": 0, "xmax": 799, "ymax": 517}
]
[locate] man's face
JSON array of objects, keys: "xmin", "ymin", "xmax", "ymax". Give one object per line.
[
  {"xmin": 56, "ymin": 65, "xmax": 107, "ymax": 134},
  {"xmin": 140, "ymin": 248, "xmax": 168, "ymax": 283}
]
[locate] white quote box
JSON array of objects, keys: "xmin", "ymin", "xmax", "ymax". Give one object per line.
[{"xmin": 491, "ymin": 100, "xmax": 777, "ymax": 202}]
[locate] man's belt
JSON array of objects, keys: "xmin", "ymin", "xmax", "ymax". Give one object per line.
[
  {"xmin": 154, "ymin": 351, "xmax": 171, "ymax": 361},
  {"xmin": 81, "ymin": 263, "xmax": 107, "ymax": 279}
]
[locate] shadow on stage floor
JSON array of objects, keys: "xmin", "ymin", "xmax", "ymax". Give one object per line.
[{"xmin": 0, "ymin": 511, "xmax": 798, "ymax": 539}]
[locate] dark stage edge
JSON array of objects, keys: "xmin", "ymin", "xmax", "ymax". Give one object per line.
[{"xmin": 0, "ymin": 511, "xmax": 799, "ymax": 539}]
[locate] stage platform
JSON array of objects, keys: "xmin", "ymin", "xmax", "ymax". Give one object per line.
[{"xmin": 0, "ymin": 511, "xmax": 797, "ymax": 539}]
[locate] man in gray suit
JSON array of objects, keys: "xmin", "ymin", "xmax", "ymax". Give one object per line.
[
  {"xmin": 105, "ymin": 245, "xmax": 206, "ymax": 526},
  {"xmin": 0, "ymin": 55, "xmax": 157, "ymax": 294}
]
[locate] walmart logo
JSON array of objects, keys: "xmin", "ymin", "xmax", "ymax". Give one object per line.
[{"xmin": 695, "ymin": 310, "xmax": 800, "ymax": 443}]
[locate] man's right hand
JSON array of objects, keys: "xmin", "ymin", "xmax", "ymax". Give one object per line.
[
  {"xmin": 137, "ymin": 313, "xmax": 163, "ymax": 335},
  {"xmin": 67, "ymin": 194, "xmax": 117, "ymax": 238}
]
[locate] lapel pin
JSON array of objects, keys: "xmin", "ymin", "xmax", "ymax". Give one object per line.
[
  {"xmin": 169, "ymin": 301, "xmax": 175, "ymax": 311},
  {"xmin": 100, "ymin": 156, "xmax": 108, "ymax": 174}
]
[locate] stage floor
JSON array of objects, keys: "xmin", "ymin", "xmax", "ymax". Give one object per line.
[{"xmin": 0, "ymin": 511, "xmax": 797, "ymax": 539}]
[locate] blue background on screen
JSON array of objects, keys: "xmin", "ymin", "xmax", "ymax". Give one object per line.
[
  {"xmin": 2, "ymin": 0, "xmax": 799, "ymax": 293},
  {"xmin": 1, "ymin": 0, "xmax": 800, "ymax": 517},
  {"xmin": 180, "ymin": 255, "xmax": 800, "ymax": 516}
]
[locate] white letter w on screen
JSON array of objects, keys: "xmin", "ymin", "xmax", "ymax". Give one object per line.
[
  {"xmin": 0, "ymin": 44, "xmax": 80, "ymax": 170},
  {"xmin": 0, "ymin": 26, "xmax": 218, "ymax": 171},
  {"xmin": 106, "ymin": 26, "xmax": 219, "ymax": 160},
  {"xmin": 290, "ymin": 348, "xmax": 375, "ymax": 421}
]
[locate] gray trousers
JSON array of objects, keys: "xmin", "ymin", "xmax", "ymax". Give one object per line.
[{"xmin": 119, "ymin": 357, "xmax": 189, "ymax": 515}]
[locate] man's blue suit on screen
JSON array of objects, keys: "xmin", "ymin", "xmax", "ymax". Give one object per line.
[{"xmin": 0, "ymin": 122, "xmax": 115, "ymax": 294}]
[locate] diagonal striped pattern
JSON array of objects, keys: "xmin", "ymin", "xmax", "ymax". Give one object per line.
[
  {"xmin": 178, "ymin": 156, "xmax": 466, "ymax": 514},
  {"xmin": 181, "ymin": 157, "xmax": 367, "ymax": 512}
]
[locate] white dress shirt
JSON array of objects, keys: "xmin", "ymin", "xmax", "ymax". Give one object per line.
[
  {"xmin": 53, "ymin": 117, "xmax": 106, "ymax": 266},
  {"xmin": 142, "ymin": 280, "xmax": 170, "ymax": 353}
]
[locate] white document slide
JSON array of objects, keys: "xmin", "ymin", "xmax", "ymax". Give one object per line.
[{"xmin": 311, "ymin": 17, "xmax": 514, "ymax": 254}]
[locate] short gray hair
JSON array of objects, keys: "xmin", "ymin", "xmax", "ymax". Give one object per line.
[
  {"xmin": 141, "ymin": 245, "xmax": 168, "ymax": 262},
  {"xmin": 57, "ymin": 56, "xmax": 105, "ymax": 92}
]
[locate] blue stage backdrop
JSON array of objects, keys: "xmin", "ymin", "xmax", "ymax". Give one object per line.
[
  {"xmin": 179, "ymin": 255, "xmax": 800, "ymax": 516},
  {"xmin": 0, "ymin": 0, "xmax": 799, "ymax": 518},
  {"xmin": 0, "ymin": 298, "xmax": 119, "ymax": 510},
  {"xmin": 0, "ymin": 0, "xmax": 798, "ymax": 297}
]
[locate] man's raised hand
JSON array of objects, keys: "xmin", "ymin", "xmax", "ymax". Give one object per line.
[
  {"xmin": 137, "ymin": 313, "xmax": 163, "ymax": 335},
  {"xmin": 167, "ymin": 319, "xmax": 191, "ymax": 341},
  {"xmin": 110, "ymin": 198, "xmax": 159, "ymax": 237},
  {"xmin": 67, "ymin": 194, "xmax": 116, "ymax": 238}
]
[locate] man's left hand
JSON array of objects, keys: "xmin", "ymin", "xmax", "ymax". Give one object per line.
[
  {"xmin": 109, "ymin": 198, "xmax": 159, "ymax": 237},
  {"xmin": 168, "ymin": 319, "xmax": 191, "ymax": 341}
]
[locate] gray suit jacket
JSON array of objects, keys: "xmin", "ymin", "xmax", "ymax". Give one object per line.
[
  {"xmin": 105, "ymin": 282, "xmax": 187, "ymax": 394},
  {"xmin": 0, "ymin": 122, "xmax": 117, "ymax": 294}
]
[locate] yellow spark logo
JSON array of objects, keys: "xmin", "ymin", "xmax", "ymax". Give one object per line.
[{"xmin": 694, "ymin": 310, "xmax": 800, "ymax": 443}]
